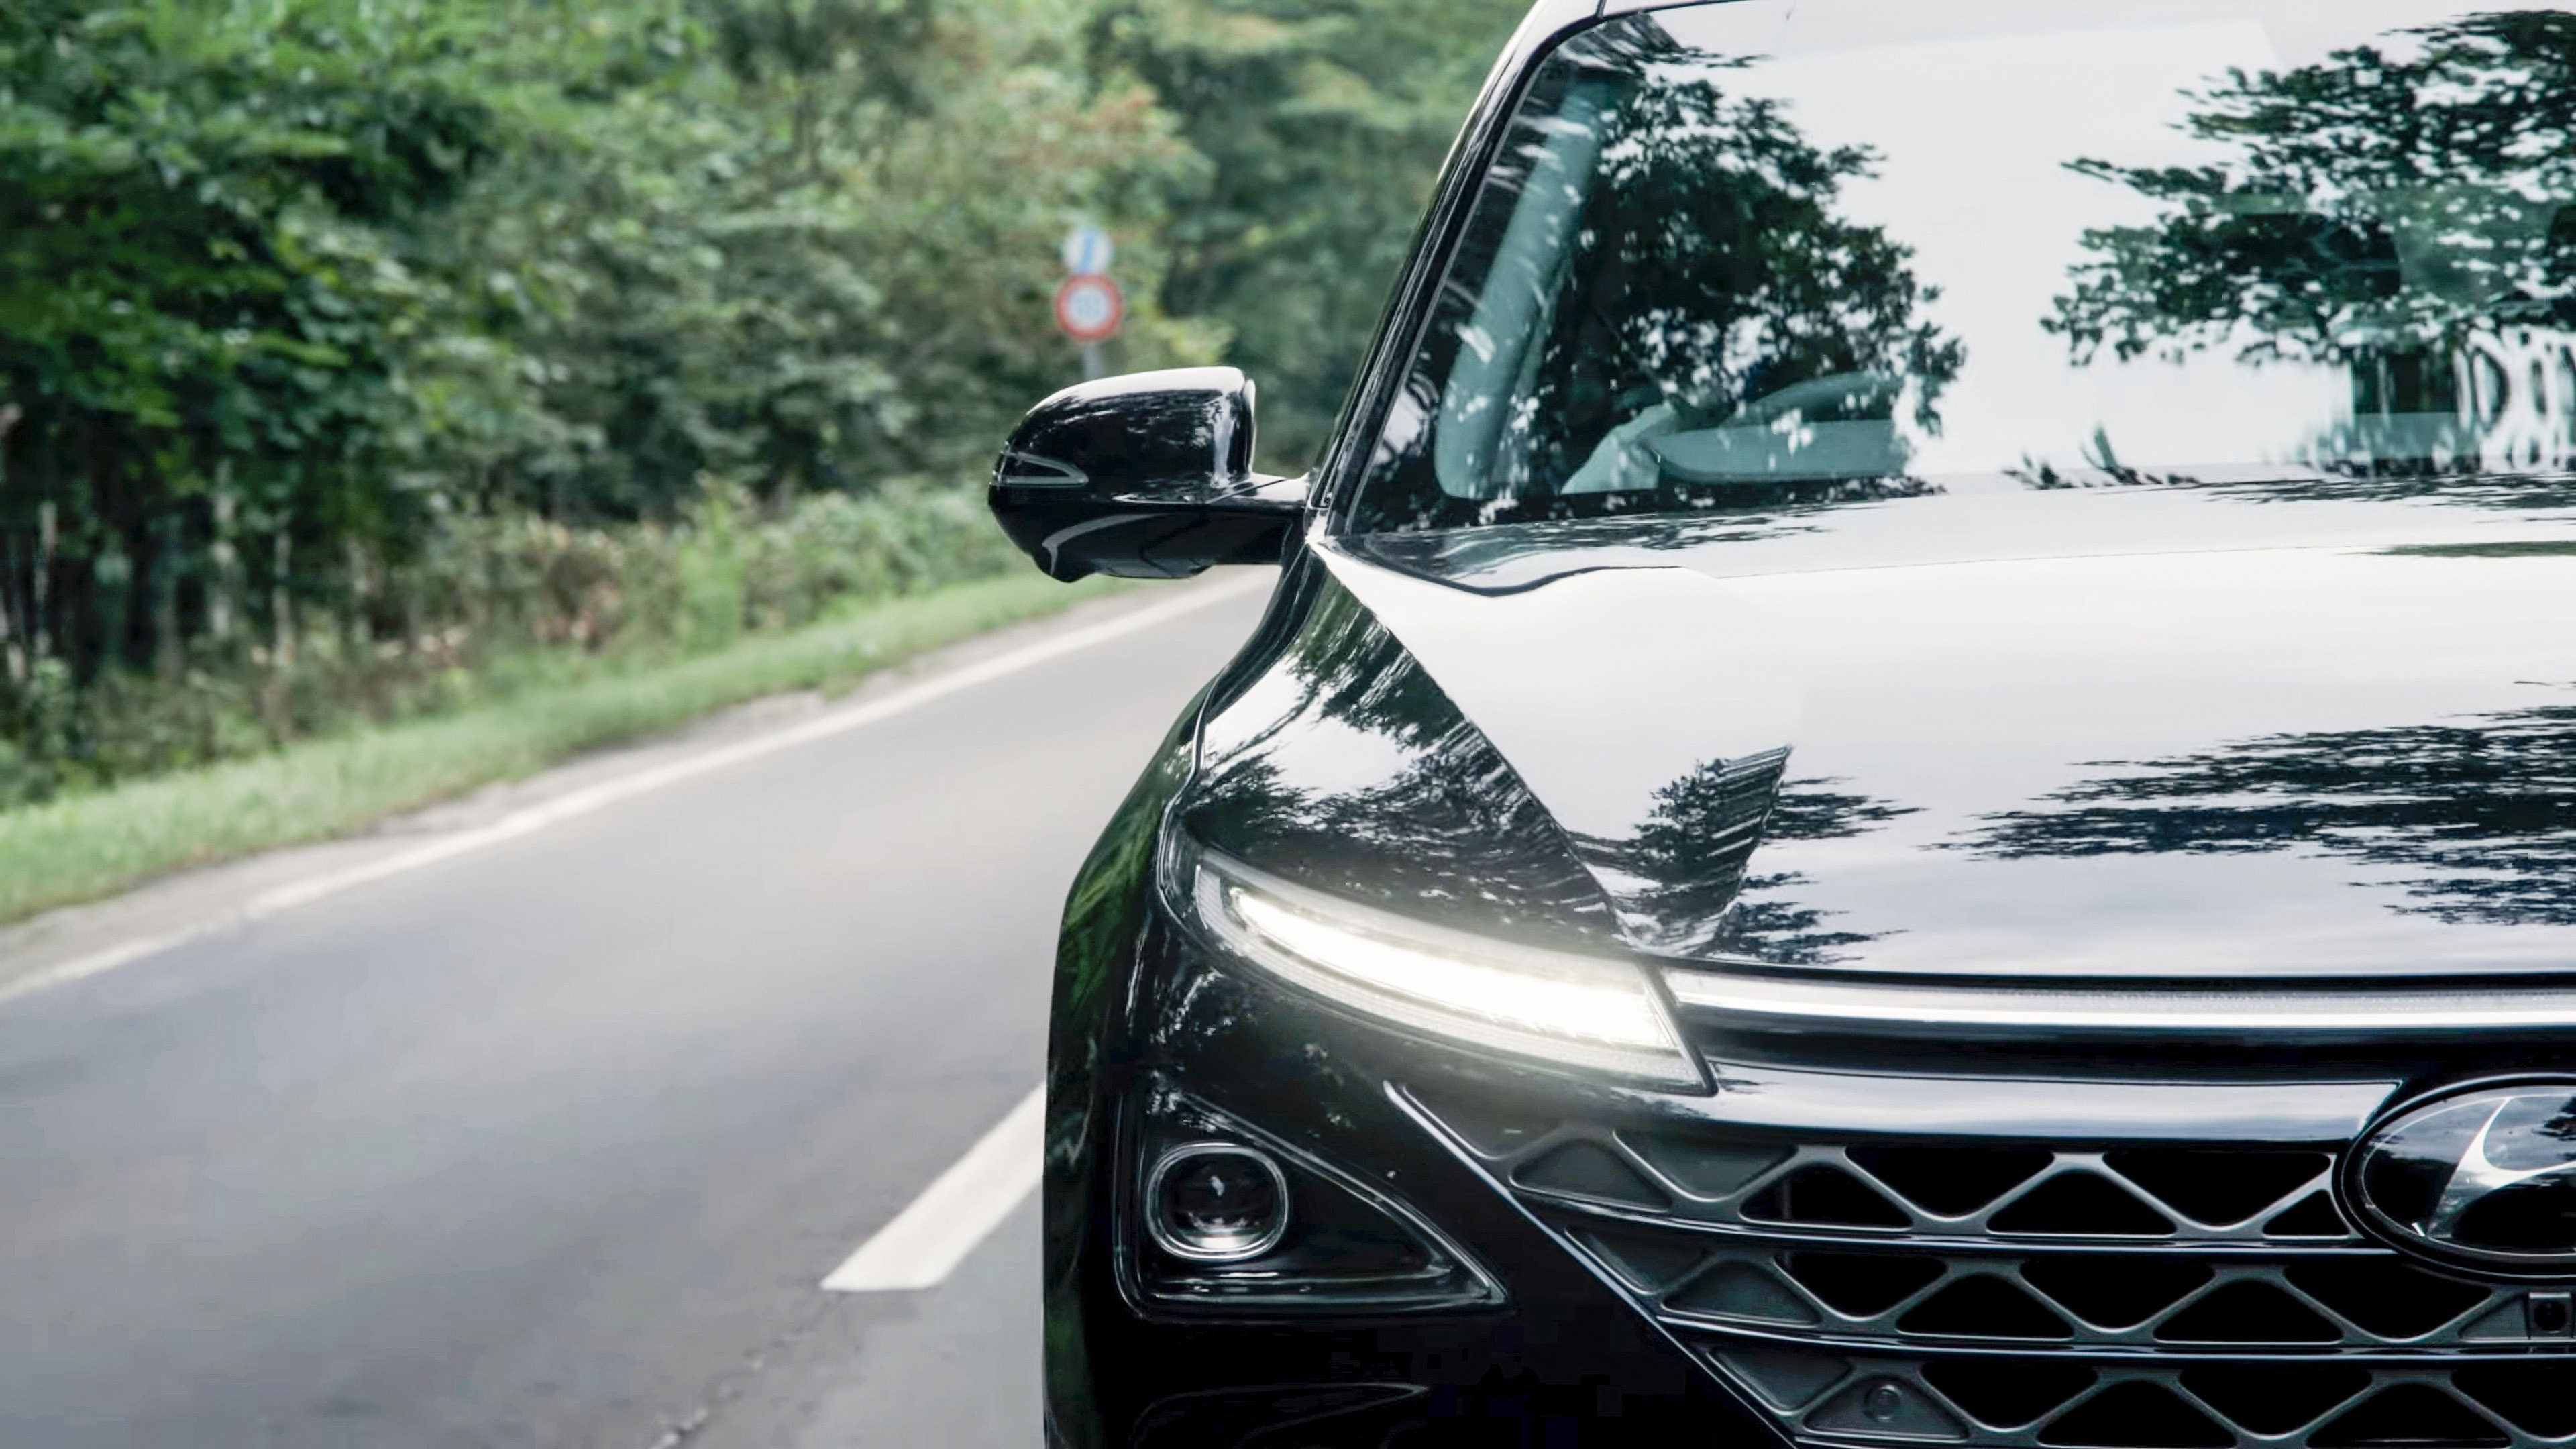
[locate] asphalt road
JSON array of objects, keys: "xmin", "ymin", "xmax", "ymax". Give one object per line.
[{"xmin": 0, "ymin": 575, "xmax": 1275, "ymax": 1449}]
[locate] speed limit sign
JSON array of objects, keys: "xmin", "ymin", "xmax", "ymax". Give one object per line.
[{"xmin": 1053, "ymin": 274, "xmax": 1124, "ymax": 345}]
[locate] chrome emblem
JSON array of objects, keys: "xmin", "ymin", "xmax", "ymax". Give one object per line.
[{"xmin": 2345, "ymin": 1080, "xmax": 2576, "ymax": 1277}]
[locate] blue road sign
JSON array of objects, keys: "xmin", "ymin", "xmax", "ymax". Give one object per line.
[{"xmin": 1061, "ymin": 225, "xmax": 1114, "ymax": 277}]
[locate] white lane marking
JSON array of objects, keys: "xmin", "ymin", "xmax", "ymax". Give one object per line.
[
  {"xmin": 822, "ymin": 1085, "xmax": 1045, "ymax": 1292},
  {"xmin": 0, "ymin": 574, "xmax": 1271, "ymax": 1012}
]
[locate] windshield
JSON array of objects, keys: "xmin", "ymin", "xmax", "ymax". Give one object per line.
[{"xmin": 1345, "ymin": 0, "xmax": 2576, "ymax": 534}]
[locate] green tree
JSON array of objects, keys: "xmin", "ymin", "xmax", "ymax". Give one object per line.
[
  {"xmin": 0, "ymin": 0, "xmax": 1218, "ymax": 793},
  {"xmin": 1088, "ymin": 0, "xmax": 1528, "ymax": 465},
  {"xmin": 419, "ymin": 0, "xmax": 1214, "ymax": 519},
  {"xmin": 0, "ymin": 0, "xmax": 513, "ymax": 682}
]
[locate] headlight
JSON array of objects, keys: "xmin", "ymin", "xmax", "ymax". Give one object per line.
[{"xmin": 1168, "ymin": 835, "xmax": 1703, "ymax": 1090}]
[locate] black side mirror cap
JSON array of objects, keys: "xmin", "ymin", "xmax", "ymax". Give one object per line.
[{"xmin": 989, "ymin": 366, "xmax": 1306, "ymax": 582}]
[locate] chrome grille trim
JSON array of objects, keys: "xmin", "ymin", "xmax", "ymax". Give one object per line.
[
  {"xmin": 1645, "ymin": 1068, "xmax": 2394, "ymax": 1142},
  {"xmin": 1662, "ymin": 968, "xmax": 2576, "ymax": 1038}
]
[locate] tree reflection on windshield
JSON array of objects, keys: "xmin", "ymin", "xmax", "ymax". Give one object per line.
[
  {"xmin": 2051, "ymin": 11, "xmax": 2576, "ymax": 475},
  {"xmin": 1358, "ymin": 20, "xmax": 1962, "ymax": 531}
]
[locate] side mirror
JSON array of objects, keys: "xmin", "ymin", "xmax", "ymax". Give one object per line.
[{"xmin": 989, "ymin": 366, "xmax": 1306, "ymax": 582}]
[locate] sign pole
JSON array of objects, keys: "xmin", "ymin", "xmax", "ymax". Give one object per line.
[{"xmin": 1082, "ymin": 341, "xmax": 1104, "ymax": 380}]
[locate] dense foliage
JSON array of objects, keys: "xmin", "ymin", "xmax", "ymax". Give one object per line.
[
  {"xmin": 0, "ymin": 0, "xmax": 1522, "ymax": 802},
  {"xmin": 1091, "ymin": 0, "xmax": 1525, "ymax": 459}
]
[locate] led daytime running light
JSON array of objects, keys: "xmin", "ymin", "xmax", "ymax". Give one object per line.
[{"xmin": 1176, "ymin": 839, "xmax": 1701, "ymax": 1089}]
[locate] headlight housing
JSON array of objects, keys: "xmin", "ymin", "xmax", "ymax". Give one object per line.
[{"xmin": 1166, "ymin": 833, "xmax": 1705, "ymax": 1091}]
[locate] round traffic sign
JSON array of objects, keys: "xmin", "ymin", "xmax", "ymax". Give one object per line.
[
  {"xmin": 1054, "ymin": 274, "xmax": 1124, "ymax": 344},
  {"xmin": 1061, "ymin": 225, "xmax": 1114, "ymax": 277}
]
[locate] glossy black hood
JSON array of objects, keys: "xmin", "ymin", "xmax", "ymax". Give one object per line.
[{"xmin": 1191, "ymin": 478, "xmax": 2576, "ymax": 983}]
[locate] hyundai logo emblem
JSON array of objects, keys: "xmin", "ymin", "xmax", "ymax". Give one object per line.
[{"xmin": 2344, "ymin": 1079, "xmax": 2576, "ymax": 1278}]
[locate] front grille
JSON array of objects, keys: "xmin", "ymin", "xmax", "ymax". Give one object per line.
[{"xmin": 1405, "ymin": 1091, "xmax": 2576, "ymax": 1449}]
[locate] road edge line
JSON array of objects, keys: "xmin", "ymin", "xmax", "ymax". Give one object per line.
[{"xmin": 821, "ymin": 1085, "xmax": 1046, "ymax": 1293}]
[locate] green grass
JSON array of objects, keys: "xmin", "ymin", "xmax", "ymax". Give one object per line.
[{"xmin": 0, "ymin": 571, "xmax": 1125, "ymax": 926}]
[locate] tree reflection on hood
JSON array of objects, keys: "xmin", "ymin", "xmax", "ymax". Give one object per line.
[
  {"xmin": 1185, "ymin": 577, "xmax": 1621, "ymax": 949},
  {"xmin": 1951, "ymin": 698, "xmax": 2576, "ymax": 927},
  {"xmin": 1693, "ymin": 777, "xmax": 1920, "ymax": 965}
]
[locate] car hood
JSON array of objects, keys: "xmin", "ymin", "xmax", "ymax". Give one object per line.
[{"xmin": 1190, "ymin": 478, "xmax": 2576, "ymax": 983}]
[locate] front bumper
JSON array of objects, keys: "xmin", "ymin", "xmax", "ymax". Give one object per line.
[{"xmin": 1057, "ymin": 920, "xmax": 2576, "ymax": 1449}]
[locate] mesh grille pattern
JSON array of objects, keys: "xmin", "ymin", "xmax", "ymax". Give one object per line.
[{"xmin": 1408, "ymin": 1093, "xmax": 2576, "ymax": 1449}]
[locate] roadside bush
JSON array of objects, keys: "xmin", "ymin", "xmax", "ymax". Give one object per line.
[{"xmin": 0, "ymin": 481, "xmax": 1014, "ymax": 806}]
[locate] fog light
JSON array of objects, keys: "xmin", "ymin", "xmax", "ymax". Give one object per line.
[{"xmin": 1146, "ymin": 1143, "xmax": 1290, "ymax": 1262}]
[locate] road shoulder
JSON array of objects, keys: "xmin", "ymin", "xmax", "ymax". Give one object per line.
[{"xmin": 0, "ymin": 574, "xmax": 1260, "ymax": 1003}]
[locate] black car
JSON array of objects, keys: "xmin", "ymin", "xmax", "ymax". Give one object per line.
[{"xmin": 989, "ymin": 1, "xmax": 2576, "ymax": 1445}]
